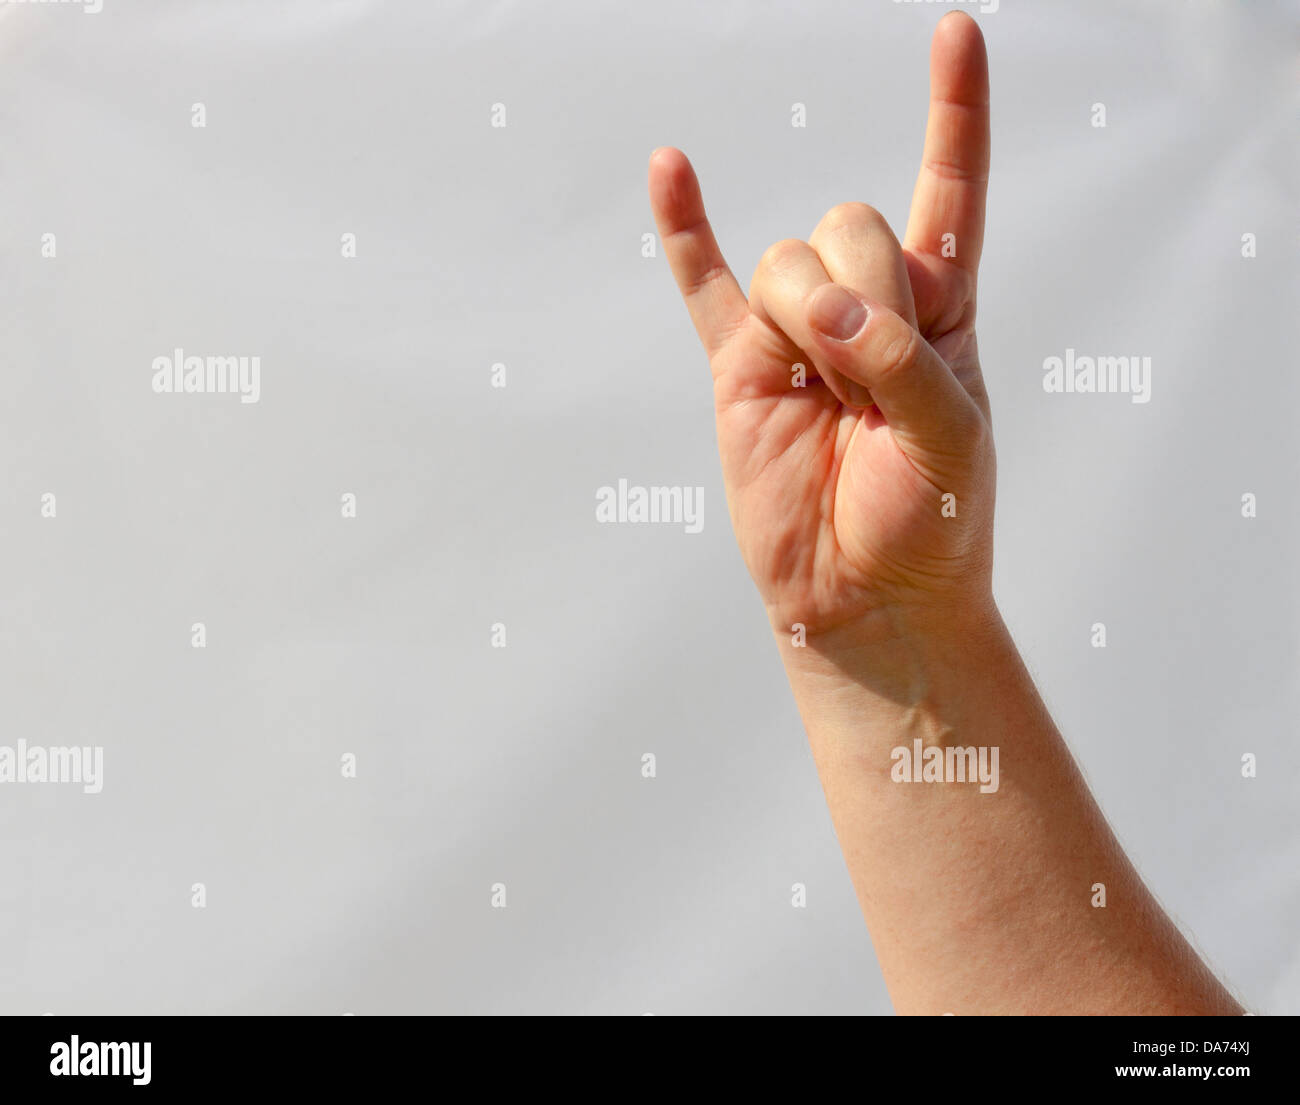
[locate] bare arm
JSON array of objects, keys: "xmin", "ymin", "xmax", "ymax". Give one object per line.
[
  {"xmin": 777, "ymin": 605, "xmax": 1238, "ymax": 1014},
  {"xmin": 648, "ymin": 12, "xmax": 1240, "ymax": 1015}
]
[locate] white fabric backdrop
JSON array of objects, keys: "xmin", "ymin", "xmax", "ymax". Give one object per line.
[{"xmin": 0, "ymin": 0, "xmax": 1294, "ymax": 1014}]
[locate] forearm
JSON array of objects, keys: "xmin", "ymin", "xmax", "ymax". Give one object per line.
[{"xmin": 776, "ymin": 601, "xmax": 1242, "ymax": 1015}]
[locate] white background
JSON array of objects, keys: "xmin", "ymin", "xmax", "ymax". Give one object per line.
[{"xmin": 0, "ymin": 0, "xmax": 1295, "ymax": 1014}]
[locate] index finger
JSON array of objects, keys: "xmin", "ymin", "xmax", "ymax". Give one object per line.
[
  {"xmin": 902, "ymin": 13, "xmax": 991, "ymax": 278},
  {"xmin": 648, "ymin": 147, "xmax": 749, "ymax": 361}
]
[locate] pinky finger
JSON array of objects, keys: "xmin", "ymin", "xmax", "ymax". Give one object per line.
[{"xmin": 648, "ymin": 147, "xmax": 750, "ymax": 363}]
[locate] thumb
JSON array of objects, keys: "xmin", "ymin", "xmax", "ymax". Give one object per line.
[{"xmin": 805, "ymin": 282, "xmax": 979, "ymax": 464}]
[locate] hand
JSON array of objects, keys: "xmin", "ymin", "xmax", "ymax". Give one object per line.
[{"xmin": 649, "ymin": 13, "xmax": 996, "ymax": 641}]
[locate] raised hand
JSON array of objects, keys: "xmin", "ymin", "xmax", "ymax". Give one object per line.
[
  {"xmin": 649, "ymin": 13, "xmax": 994, "ymax": 640},
  {"xmin": 647, "ymin": 13, "xmax": 1244, "ymax": 1018}
]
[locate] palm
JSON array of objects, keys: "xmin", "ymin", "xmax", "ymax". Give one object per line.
[{"xmin": 709, "ymin": 258, "xmax": 983, "ymax": 631}]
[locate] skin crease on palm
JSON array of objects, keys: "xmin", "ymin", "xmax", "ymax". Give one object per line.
[{"xmin": 647, "ymin": 13, "xmax": 1243, "ymax": 1015}]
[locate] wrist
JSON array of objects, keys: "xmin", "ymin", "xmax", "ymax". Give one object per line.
[
  {"xmin": 773, "ymin": 593, "xmax": 1004, "ymax": 686},
  {"xmin": 771, "ymin": 595, "xmax": 1027, "ymax": 765}
]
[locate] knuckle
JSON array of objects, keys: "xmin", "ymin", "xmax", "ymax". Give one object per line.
[
  {"xmin": 817, "ymin": 201, "xmax": 888, "ymax": 238},
  {"xmin": 757, "ymin": 238, "xmax": 809, "ymax": 274},
  {"xmin": 875, "ymin": 321, "xmax": 922, "ymax": 382},
  {"xmin": 681, "ymin": 259, "xmax": 730, "ymax": 299}
]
